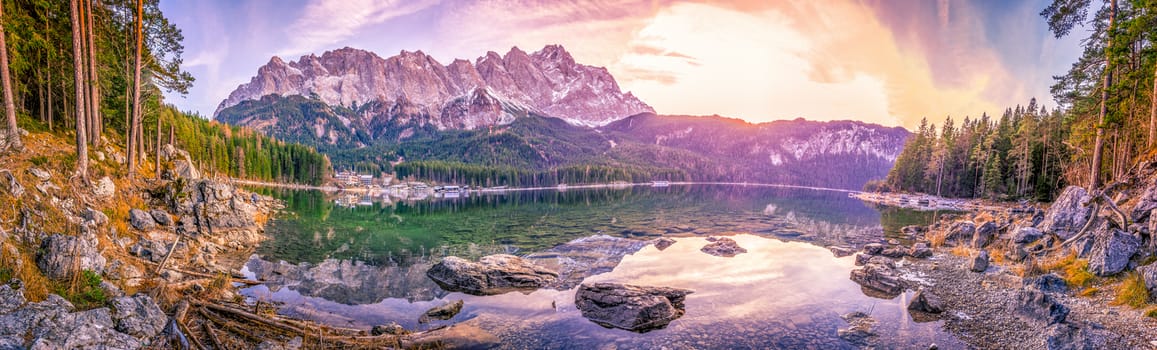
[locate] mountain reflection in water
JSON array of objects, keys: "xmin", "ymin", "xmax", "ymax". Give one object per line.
[{"xmin": 242, "ymin": 185, "xmax": 960, "ymax": 348}]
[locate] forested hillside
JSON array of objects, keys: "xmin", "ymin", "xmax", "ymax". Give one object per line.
[
  {"xmin": 0, "ymin": 0, "xmax": 328, "ymax": 185},
  {"xmin": 881, "ymin": 0, "xmax": 1157, "ymax": 201}
]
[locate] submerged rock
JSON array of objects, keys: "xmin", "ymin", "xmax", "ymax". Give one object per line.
[
  {"xmin": 426, "ymin": 254, "xmax": 558, "ymax": 295},
  {"xmin": 400, "ymin": 323, "xmax": 499, "ymax": 349},
  {"xmin": 838, "ymin": 311, "xmax": 878, "ymax": 348},
  {"xmin": 574, "ymin": 282, "xmax": 693, "ymax": 333},
  {"xmin": 419, "ymin": 299, "xmax": 463, "ymax": 323},
  {"xmin": 700, "ymin": 237, "xmax": 747, "ymax": 257},
  {"xmin": 1015, "ymin": 287, "xmax": 1068, "ymax": 325},
  {"xmin": 1039, "ymin": 186, "xmax": 1092, "ymax": 240},
  {"xmin": 1087, "ymin": 227, "xmax": 1139, "ymax": 277},
  {"xmin": 525, "ymin": 235, "xmax": 651, "ymax": 290}
]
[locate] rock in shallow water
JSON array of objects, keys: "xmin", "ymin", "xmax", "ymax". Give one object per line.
[
  {"xmin": 700, "ymin": 237, "xmax": 747, "ymax": 257},
  {"xmin": 653, "ymin": 237, "xmax": 676, "ymax": 251},
  {"xmin": 419, "ymin": 299, "xmax": 463, "ymax": 323},
  {"xmin": 850, "ymin": 258, "xmax": 904, "ymax": 298},
  {"xmin": 574, "ymin": 282, "xmax": 693, "ymax": 333},
  {"xmin": 426, "ymin": 254, "xmax": 558, "ymax": 295},
  {"xmin": 838, "ymin": 311, "xmax": 878, "ymax": 348},
  {"xmin": 907, "ymin": 288, "xmax": 945, "ymax": 314}
]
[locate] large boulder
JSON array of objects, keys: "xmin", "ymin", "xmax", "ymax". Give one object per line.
[
  {"xmin": 0, "ymin": 285, "xmax": 141, "ymax": 350},
  {"xmin": 1139, "ymin": 263, "xmax": 1157, "ymax": 297},
  {"xmin": 128, "ymin": 209, "xmax": 156, "ymax": 231},
  {"xmin": 700, "ymin": 237, "xmax": 747, "ymax": 257},
  {"xmin": 1087, "ymin": 227, "xmax": 1139, "ymax": 277},
  {"xmin": 426, "ymin": 255, "xmax": 558, "ymax": 295},
  {"xmin": 574, "ymin": 282, "xmax": 693, "ymax": 333},
  {"xmin": 1012, "ymin": 227, "xmax": 1044, "ymax": 244},
  {"xmin": 161, "ymin": 144, "xmax": 200, "ymax": 180},
  {"xmin": 1015, "ymin": 287, "xmax": 1068, "ymax": 325},
  {"xmin": 946, "ymin": 221, "xmax": 976, "ymax": 243},
  {"xmin": 972, "ymin": 221, "xmax": 997, "ymax": 248},
  {"xmin": 193, "ymin": 180, "xmax": 256, "ymax": 230},
  {"xmin": 110, "ymin": 294, "xmax": 167, "ymax": 340},
  {"xmin": 36, "ymin": 231, "xmax": 106, "ymax": 279},
  {"xmin": 1039, "ymin": 186, "xmax": 1093, "ymax": 240}
]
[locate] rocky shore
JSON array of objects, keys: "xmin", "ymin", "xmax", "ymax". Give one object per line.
[{"xmin": 845, "ymin": 158, "xmax": 1157, "ymax": 349}]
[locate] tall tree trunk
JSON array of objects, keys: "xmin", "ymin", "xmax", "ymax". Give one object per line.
[
  {"xmin": 1151, "ymin": 66, "xmax": 1157, "ymax": 150},
  {"xmin": 85, "ymin": 0, "xmax": 101, "ymax": 147},
  {"xmin": 1090, "ymin": 0, "xmax": 1117, "ymax": 191},
  {"xmin": 129, "ymin": 0, "xmax": 143, "ymax": 178},
  {"xmin": 0, "ymin": 2, "xmax": 21, "ymax": 151},
  {"xmin": 155, "ymin": 116, "xmax": 160, "ymax": 179},
  {"xmin": 48, "ymin": 63, "xmax": 53, "ymax": 132},
  {"xmin": 71, "ymin": 0, "xmax": 89, "ymax": 183}
]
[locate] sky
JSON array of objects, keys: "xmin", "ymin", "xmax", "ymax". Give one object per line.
[{"xmin": 159, "ymin": 0, "xmax": 1085, "ymax": 129}]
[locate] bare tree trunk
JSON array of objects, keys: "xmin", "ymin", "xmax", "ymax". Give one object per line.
[
  {"xmin": 48, "ymin": 63, "xmax": 53, "ymax": 132},
  {"xmin": 155, "ymin": 116, "xmax": 160, "ymax": 179},
  {"xmin": 1090, "ymin": 0, "xmax": 1117, "ymax": 191},
  {"xmin": 71, "ymin": 0, "xmax": 89, "ymax": 183},
  {"xmin": 129, "ymin": 0, "xmax": 143, "ymax": 179},
  {"xmin": 85, "ymin": 0, "xmax": 101, "ymax": 147},
  {"xmin": 0, "ymin": 3, "xmax": 21, "ymax": 151},
  {"xmin": 1151, "ymin": 66, "xmax": 1157, "ymax": 149}
]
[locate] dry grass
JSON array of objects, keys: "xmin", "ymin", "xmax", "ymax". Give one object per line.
[
  {"xmin": 950, "ymin": 245, "xmax": 972, "ymax": 257},
  {"xmin": 1079, "ymin": 287, "xmax": 1099, "ymax": 297},
  {"xmin": 988, "ymin": 247, "xmax": 1007, "ymax": 265},
  {"xmin": 1112, "ymin": 272, "xmax": 1150, "ymax": 309},
  {"xmin": 1146, "ymin": 307, "xmax": 1157, "ymax": 319},
  {"xmin": 1040, "ymin": 253, "xmax": 1097, "ymax": 289},
  {"xmin": 928, "ymin": 230, "xmax": 949, "ymax": 248},
  {"xmin": 0, "ymin": 243, "xmax": 50, "ymax": 302}
]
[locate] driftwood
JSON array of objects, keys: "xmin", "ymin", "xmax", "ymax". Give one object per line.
[
  {"xmin": 197, "ymin": 307, "xmax": 266, "ymax": 343},
  {"xmin": 202, "ymin": 323, "xmax": 224, "ymax": 350},
  {"xmin": 141, "ymin": 260, "xmax": 261, "ymax": 285},
  {"xmin": 153, "ymin": 233, "xmax": 184, "ymax": 276},
  {"xmin": 195, "ymin": 301, "xmax": 305, "ymax": 335}
]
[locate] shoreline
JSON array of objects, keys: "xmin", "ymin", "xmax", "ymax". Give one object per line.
[{"xmin": 230, "ymin": 178, "xmax": 864, "ymax": 195}]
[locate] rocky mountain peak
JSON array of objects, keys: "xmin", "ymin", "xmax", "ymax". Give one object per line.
[{"xmin": 216, "ymin": 45, "xmax": 654, "ymax": 129}]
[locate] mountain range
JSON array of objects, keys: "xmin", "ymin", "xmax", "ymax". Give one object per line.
[{"xmin": 215, "ymin": 45, "xmax": 909, "ymax": 190}]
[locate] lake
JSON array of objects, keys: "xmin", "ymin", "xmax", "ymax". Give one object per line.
[{"xmin": 241, "ymin": 184, "xmax": 967, "ymax": 349}]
